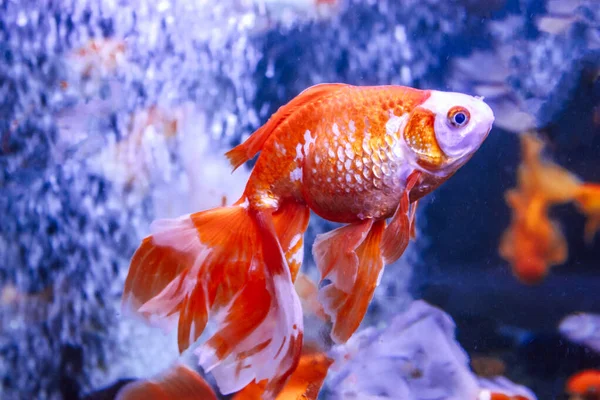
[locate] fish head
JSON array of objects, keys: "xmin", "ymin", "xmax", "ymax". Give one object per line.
[{"xmin": 403, "ymin": 90, "xmax": 494, "ymax": 174}]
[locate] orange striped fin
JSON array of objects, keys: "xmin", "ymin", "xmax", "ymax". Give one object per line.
[
  {"xmin": 121, "ymin": 202, "xmax": 304, "ymax": 399},
  {"xmin": 225, "ymin": 83, "xmax": 347, "ymax": 171}
]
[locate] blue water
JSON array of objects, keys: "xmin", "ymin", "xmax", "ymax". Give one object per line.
[{"xmin": 1, "ymin": 0, "xmax": 599, "ymax": 399}]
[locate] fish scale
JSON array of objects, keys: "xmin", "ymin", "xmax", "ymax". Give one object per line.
[{"xmin": 246, "ymin": 85, "xmax": 430, "ymax": 222}]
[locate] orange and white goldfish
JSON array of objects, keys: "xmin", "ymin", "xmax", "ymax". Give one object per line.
[
  {"xmin": 121, "ymin": 83, "xmax": 494, "ymax": 398},
  {"xmin": 115, "ymin": 363, "xmax": 217, "ymax": 400},
  {"xmin": 565, "ymin": 369, "xmax": 600, "ymax": 400}
]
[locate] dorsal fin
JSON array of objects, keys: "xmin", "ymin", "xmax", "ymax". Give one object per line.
[{"xmin": 225, "ymin": 83, "xmax": 348, "ymax": 171}]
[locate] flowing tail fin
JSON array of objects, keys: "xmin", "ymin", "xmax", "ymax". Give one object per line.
[
  {"xmin": 573, "ymin": 183, "xmax": 600, "ymax": 244},
  {"xmin": 116, "ymin": 363, "xmax": 217, "ymax": 400},
  {"xmin": 232, "ymin": 347, "xmax": 333, "ymax": 400},
  {"xmin": 122, "ymin": 200, "xmax": 304, "ymax": 399}
]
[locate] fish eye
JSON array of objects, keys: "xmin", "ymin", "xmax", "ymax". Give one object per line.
[{"xmin": 447, "ymin": 106, "xmax": 470, "ymax": 128}]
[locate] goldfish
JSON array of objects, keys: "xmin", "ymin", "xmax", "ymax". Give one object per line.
[
  {"xmin": 565, "ymin": 369, "xmax": 600, "ymax": 400},
  {"xmin": 500, "ymin": 132, "xmax": 600, "ymax": 283},
  {"xmin": 573, "ymin": 183, "xmax": 600, "ymax": 243},
  {"xmin": 499, "ymin": 188, "xmax": 568, "ymax": 284},
  {"xmin": 115, "ymin": 363, "xmax": 217, "ymax": 400},
  {"xmin": 121, "ymin": 83, "xmax": 494, "ymax": 398},
  {"xmin": 514, "ymin": 132, "xmax": 582, "ymax": 205},
  {"xmin": 499, "ymin": 132, "xmax": 579, "ymax": 284}
]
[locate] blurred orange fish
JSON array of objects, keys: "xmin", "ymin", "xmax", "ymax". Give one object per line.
[
  {"xmin": 514, "ymin": 132, "xmax": 582, "ymax": 205},
  {"xmin": 565, "ymin": 369, "xmax": 600, "ymax": 400},
  {"xmin": 499, "ymin": 189, "xmax": 568, "ymax": 284},
  {"xmin": 500, "ymin": 132, "xmax": 600, "ymax": 283},
  {"xmin": 121, "ymin": 83, "xmax": 494, "ymax": 398},
  {"xmin": 573, "ymin": 183, "xmax": 600, "ymax": 244},
  {"xmin": 499, "ymin": 133, "xmax": 576, "ymax": 284},
  {"xmin": 115, "ymin": 364, "xmax": 217, "ymax": 400},
  {"xmin": 514, "ymin": 132, "xmax": 600, "ymax": 244}
]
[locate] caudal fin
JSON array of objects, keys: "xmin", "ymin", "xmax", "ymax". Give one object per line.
[
  {"xmin": 313, "ymin": 220, "xmax": 386, "ymax": 343},
  {"xmin": 574, "ymin": 183, "xmax": 600, "ymax": 244},
  {"xmin": 122, "ymin": 201, "xmax": 304, "ymax": 398},
  {"xmin": 116, "ymin": 364, "xmax": 217, "ymax": 400},
  {"xmin": 232, "ymin": 347, "xmax": 333, "ymax": 400}
]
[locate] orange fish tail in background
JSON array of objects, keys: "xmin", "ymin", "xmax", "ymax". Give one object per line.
[
  {"xmin": 573, "ymin": 183, "xmax": 600, "ymax": 243},
  {"xmin": 518, "ymin": 132, "xmax": 582, "ymax": 204},
  {"xmin": 116, "ymin": 364, "xmax": 217, "ymax": 400}
]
